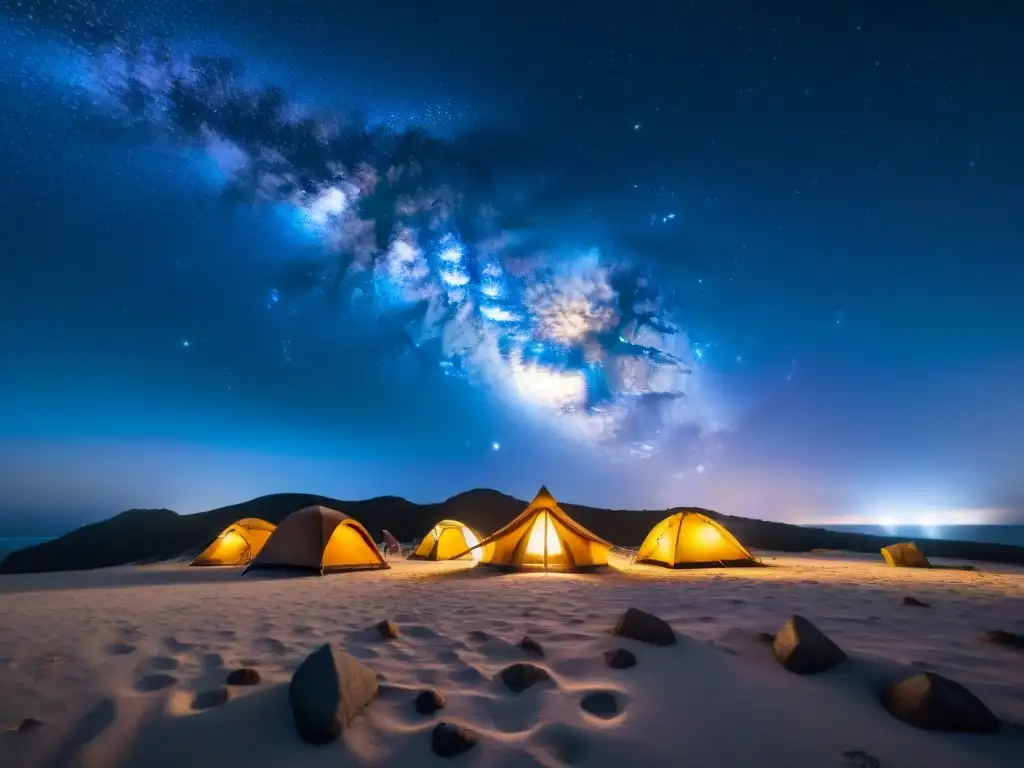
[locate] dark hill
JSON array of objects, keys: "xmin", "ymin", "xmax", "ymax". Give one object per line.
[{"xmin": 3, "ymin": 488, "xmax": 1024, "ymax": 573}]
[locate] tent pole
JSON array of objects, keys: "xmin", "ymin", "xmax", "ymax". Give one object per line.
[{"xmin": 543, "ymin": 512, "xmax": 548, "ymax": 573}]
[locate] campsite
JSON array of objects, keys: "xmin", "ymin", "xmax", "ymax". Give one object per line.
[{"xmin": 1, "ymin": 487, "xmax": 1023, "ymax": 768}]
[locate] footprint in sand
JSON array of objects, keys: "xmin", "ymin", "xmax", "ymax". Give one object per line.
[
  {"xmin": 105, "ymin": 643, "xmax": 136, "ymax": 656},
  {"xmin": 200, "ymin": 652, "xmax": 225, "ymax": 669},
  {"xmin": 257, "ymin": 637, "xmax": 289, "ymax": 656},
  {"xmin": 403, "ymin": 625, "xmax": 441, "ymax": 639},
  {"xmin": 435, "ymin": 649, "xmax": 460, "ymax": 664},
  {"xmin": 135, "ymin": 673, "xmax": 179, "ymax": 692},
  {"xmin": 449, "ymin": 665, "xmax": 487, "ymax": 685},
  {"xmin": 146, "ymin": 656, "xmax": 181, "ymax": 671},
  {"xmin": 163, "ymin": 636, "xmax": 194, "ymax": 652},
  {"xmin": 532, "ymin": 722, "xmax": 590, "ymax": 765},
  {"xmin": 346, "ymin": 646, "xmax": 380, "ymax": 661}
]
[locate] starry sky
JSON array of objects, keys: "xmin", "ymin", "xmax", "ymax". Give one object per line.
[{"xmin": 1, "ymin": 1, "xmax": 1022, "ymax": 536}]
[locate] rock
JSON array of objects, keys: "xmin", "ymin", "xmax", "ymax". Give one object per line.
[
  {"xmin": 225, "ymin": 667, "xmax": 261, "ymax": 686},
  {"xmin": 902, "ymin": 596, "xmax": 930, "ymax": 608},
  {"xmin": 602, "ymin": 648, "xmax": 637, "ymax": 669},
  {"xmin": 611, "ymin": 608, "xmax": 676, "ymax": 646},
  {"xmin": 414, "ymin": 688, "xmax": 446, "ymax": 715},
  {"xmin": 499, "ymin": 662, "xmax": 553, "ymax": 693},
  {"xmin": 376, "ymin": 620, "xmax": 399, "ymax": 639},
  {"xmin": 8, "ymin": 717, "xmax": 42, "ymax": 733},
  {"xmin": 580, "ymin": 691, "xmax": 619, "ymax": 719},
  {"xmin": 982, "ymin": 630, "xmax": 1024, "ymax": 649},
  {"xmin": 519, "ymin": 636, "xmax": 544, "ymax": 657},
  {"xmin": 192, "ymin": 687, "xmax": 231, "ymax": 710},
  {"xmin": 841, "ymin": 749, "xmax": 881, "ymax": 768},
  {"xmin": 289, "ymin": 643, "xmax": 379, "ymax": 745},
  {"xmin": 882, "ymin": 672, "xmax": 999, "ymax": 734},
  {"xmin": 772, "ymin": 615, "xmax": 846, "ymax": 674},
  {"xmin": 431, "ymin": 721, "xmax": 478, "ymax": 757}
]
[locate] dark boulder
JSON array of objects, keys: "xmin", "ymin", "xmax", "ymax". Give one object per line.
[
  {"xmin": 611, "ymin": 608, "xmax": 675, "ymax": 646},
  {"xmin": 431, "ymin": 721, "xmax": 478, "ymax": 757},
  {"xmin": 499, "ymin": 662, "xmax": 553, "ymax": 693},
  {"xmin": 772, "ymin": 615, "xmax": 846, "ymax": 674},
  {"xmin": 602, "ymin": 648, "xmax": 637, "ymax": 669},
  {"xmin": 289, "ymin": 644, "xmax": 379, "ymax": 745},
  {"xmin": 882, "ymin": 672, "xmax": 999, "ymax": 733},
  {"xmin": 225, "ymin": 667, "xmax": 261, "ymax": 686},
  {"xmin": 982, "ymin": 629, "xmax": 1024, "ymax": 649},
  {"xmin": 902, "ymin": 596, "xmax": 930, "ymax": 608},
  {"xmin": 519, "ymin": 636, "xmax": 544, "ymax": 657},
  {"xmin": 414, "ymin": 688, "xmax": 446, "ymax": 715}
]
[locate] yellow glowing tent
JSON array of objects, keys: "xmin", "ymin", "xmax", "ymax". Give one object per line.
[
  {"xmin": 881, "ymin": 541, "xmax": 931, "ymax": 568},
  {"xmin": 634, "ymin": 511, "xmax": 759, "ymax": 568},
  {"xmin": 457, "ymin": 486, "xmax": 611, "ymax": 571},
  {"xmin": 243, "ymin": 505, "xmax": 388, "ymax": 576},
  {"xmin": 410, "ymin": 519, "xmax": 489, "ymax": 561},
  {"xmin": 191, "ymin": 518, "xmax": 276, "ymax": 566}
]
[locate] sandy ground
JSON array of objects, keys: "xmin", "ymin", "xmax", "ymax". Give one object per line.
[{"xmin": 1, "ymin": 551, "xmax": 1022, "ymax": 768}]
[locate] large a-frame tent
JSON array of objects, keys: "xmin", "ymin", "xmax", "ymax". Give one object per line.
[
  {"xmin": 243, "ymin": 505, "xmax": 388, "ymax": 576},
  {"xmin": 191, "ymin": 518, "xmax": 277, "ymax": 567},
  {"xmin": 410, "ymin": 519, "xmax": 489, "ymax": 562},
  {"xmin": 635, "ymin": 511, "xmax": 759, "ymax": 568},
  {"xmin": 457, "ymin": 486, "xmax": 611, "ymax": 571}
]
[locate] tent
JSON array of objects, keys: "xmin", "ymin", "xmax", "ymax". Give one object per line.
[
  {"xmin": 409, "ymin": 519, "xmax": 488, "ymax": 562},
  {"xmin": 191, "ymin": 518, "xmax": 276, "ymax": 567},
  {"xmin": 634, "ymin": 511, "xmax": 759, "ymax": 568},
  {"xmin": 881, "ymin": 542, "xmax": 931, "ymax": 568},
  {"xmin": 457, "ymin": 486, "xmax": 611, "ymax": 571},
  {"xmin": 243, "ymin": 505, "xmax": 388, "ymax": 575}
]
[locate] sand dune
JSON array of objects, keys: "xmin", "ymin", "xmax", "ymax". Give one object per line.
[{"xmin": 1, "ymin": 552, "xmax": 1022, "ymax": 767}]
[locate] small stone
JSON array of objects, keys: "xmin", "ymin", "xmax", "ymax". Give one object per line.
[
  {"xmin": 414, "ymin": 689, "xmax": 446, "ymax": 715},
  {"xmin": 772, "ymin": 615, "xmax": 846, "ymax": 675},
  {"xmin": 580, "ymin": 691, "xmax": 619, "ymax": 719},
  {"xmin": 902, "ymin": 596, "xmax": 930, "ymax": 608},
  {"xmin": 376, "ymin": 620, "xmax": 399, "ymax": 639},
  {"xmin": 602, "ymin": 648, "xmax": 637, "ymax": 669},
  {"xmin": 9, "ymin": 718, "xmax": 42, "ymax": 733},
  {"xmin": 982, "ymin": 630, "xmax": 1024, "ymax": 649},
  {"xmin": 499, "ymin": 662, "xmax": 553, "ymax": 693},
  {"xmin": 432, "ymin": 721, "xmax": 478, "ymax": 757},
  {"xmin": 882, "ymin": 672, "xmax": 999, "ymax": 734},
  {"xmin": 225, "ymin": 667, "xmax": 261, "ymax": 686},
  {"xmin": 192, "ymin": 687, "xmax": 230, "ymax": 710},
  {"xmin": 519, "ymin": 636, "xmax": 544, "ymax": 657},
  {"xmin": 611, "ymin": 608, "xmax": 675, "ymax": 646},
  {"xmin": 841, "ymin": 749, "xmax": 881, "ymax": 768},
  {"xmin": 289, "ymin": 643, "xmax": 379, "ymax": 745}
]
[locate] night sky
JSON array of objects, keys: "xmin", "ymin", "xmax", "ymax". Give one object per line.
[{"xmin": 1, "ymin": 1, "xmax": 1022, "ymax": 536}]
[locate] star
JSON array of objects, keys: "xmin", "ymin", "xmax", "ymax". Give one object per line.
[
  {"xmin": 181, "ymin": 340, "xmax": 190, "ymax": 348},
  {"xmin": 492, "ymin": 441, "xmax": 501, "ymax": 451}
]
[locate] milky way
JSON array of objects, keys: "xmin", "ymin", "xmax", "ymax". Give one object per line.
[{"xmin": 3, "ymin": 17, "xmax": 727, "ymax": 457}]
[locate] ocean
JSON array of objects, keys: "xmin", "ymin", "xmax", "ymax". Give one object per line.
[{"xmin": 810, "ymin": 524, "xmax": 1024, "ymax": 548}]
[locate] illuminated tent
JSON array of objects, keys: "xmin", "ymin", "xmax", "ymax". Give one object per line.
[
  {"xmin": 634, "ymin": 511, "xmax": 758, "ymax": 568},
  {"xmin": 243, "ymin": 505, "xmax": 388, "ymax": 576},
  {"xmin": 409, "ymin": 519, "xmax": 488, "ymax": 562},
  {"xmin": 881, "ymin": 542, "xmax": 931, "ymax": 568},
  {"xmin": 457, "ymin": 486, "xmax": 611, "ymax": 571},
  {"xmin": 191, "ymin": 518, "xmax": 276, "ymax": 567}
]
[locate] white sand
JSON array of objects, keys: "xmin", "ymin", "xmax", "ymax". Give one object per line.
[{"xmin": 1, "ymin": 551, "xmax": 1022, "ymax": 767}]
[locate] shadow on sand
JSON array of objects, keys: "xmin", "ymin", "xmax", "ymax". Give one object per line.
[{"xmin": 0, "ymin": 564, "xmax": 246, "ymax": 595}]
